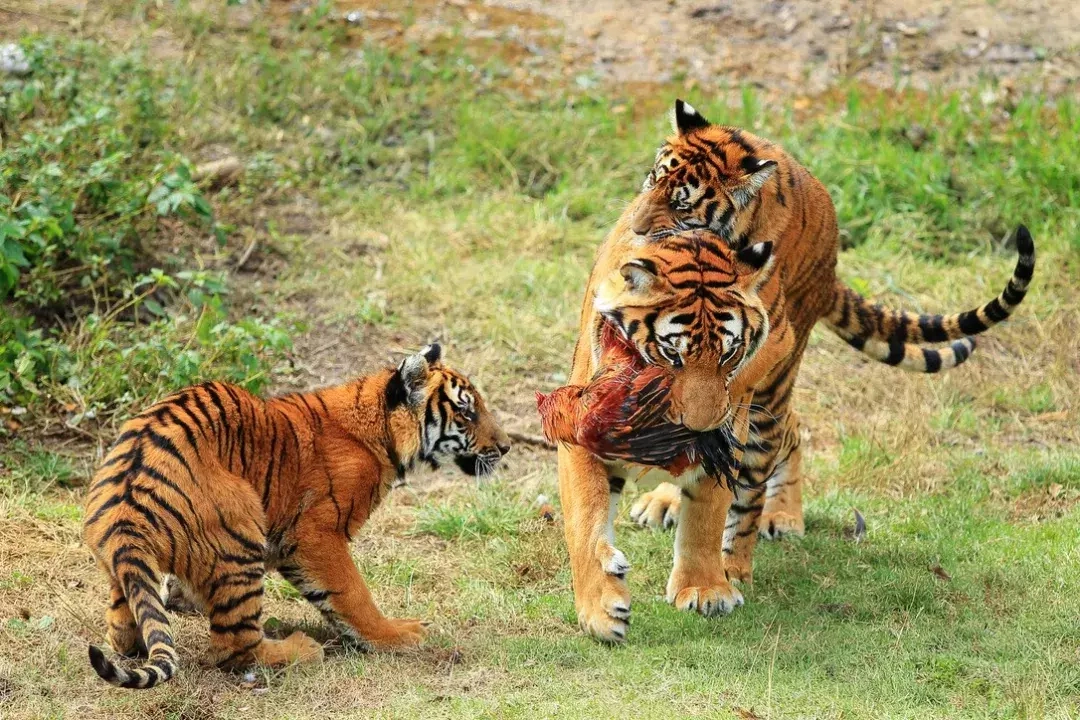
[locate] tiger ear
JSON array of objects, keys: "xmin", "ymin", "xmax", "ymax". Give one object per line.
[
  {"xmin": 671, "ymin": 99, "xmax": 711, "ymax": 135},
  {"xmin": 392, "ymin": 351, "xmax": 431, "ymax": 408},
  {"xmin": 594, "ymin": 258, "xmax": 673, "ymax": 311},
  {"xmin": 619, "ymin": 258, "xmax": 661, "ymax": 294},
  {"xmin": 731, "ymin": 157, "xmax": 778, "ymax": 207}
]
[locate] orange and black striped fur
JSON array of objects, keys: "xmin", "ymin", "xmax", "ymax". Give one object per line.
[
  {"xmin": 558, "ymin": 99, "xmax": 1035, "ymax": 643},
  {"xmin": 83, "ymin": 344, "xmax": 510, "ymax": 688}
]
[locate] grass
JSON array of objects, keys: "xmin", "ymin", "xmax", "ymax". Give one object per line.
[{"xmin": 1, "ymin": 2, "xmax": 1078, "ymax": 718}]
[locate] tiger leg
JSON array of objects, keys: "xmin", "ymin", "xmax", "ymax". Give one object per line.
[
  {"xmin": 558, "ymin": 444, "xmax": 631, "ymax": 643},
  {"xmin": 721, "ymin": 480, "xmax": 766, "ymax": 585},
  {"xmin": 759, "ymin": 437, "xmax": 805, "ymax": 540},
  {"xmin": 629, "ymin": 482, "xmax": 682, "ymax": 530},
  {"xmin": 666, "ymin": 476, "xmax": 743, "ymax": 616},
  {"xmin": 283, "ymin": 533, "xmax": 424, "ymax": 650},
  {"xmin": 162, "ymin": 575, "xmax": 204, "ymax": 616},
  {"xmin": 104, "ymin": 579, "xmax": 144, "ymax": 658},
  {"xmin": 196, "ymin": 483, "xmax": 322, "ymax": 669}
]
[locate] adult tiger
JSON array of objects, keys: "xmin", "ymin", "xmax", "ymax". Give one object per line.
[
  {"xmin": 83, "ymin": 344, "xmax": 510, "ymax": 688},
  {"xmin": 558, "ymin": 100, "xmax": 1035, "ymax": 643}
]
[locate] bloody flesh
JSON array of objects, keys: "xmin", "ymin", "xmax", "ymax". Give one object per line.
[{"xmin": 536, "ymin": 322, "xmax": 742, "ymax": 484}]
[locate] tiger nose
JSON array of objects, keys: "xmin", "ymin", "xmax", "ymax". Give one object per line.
[
  {"xmin": 680, "ymin": 404, "xmax": 726, "ymax": 433},
  {"xmin": 496, "ymin": 441, "xmax": 511, "ymax": 457}
]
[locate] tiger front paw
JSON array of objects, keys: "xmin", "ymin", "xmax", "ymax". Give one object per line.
[
  {"xmin": 575, "ymin": 539, "xmax": 632, "ymax": 643},
  {"xmin": 577, "ymin": 574, "xmax": 632, "ymax": 644},
  {"xmin": 629, "ymin": 484, "xmax": 682, "ymax": 530}
]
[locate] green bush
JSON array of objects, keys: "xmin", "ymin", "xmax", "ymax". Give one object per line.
[{"xmin": 0, "ymin": 38, "xmax": 291, "ymax": 425}]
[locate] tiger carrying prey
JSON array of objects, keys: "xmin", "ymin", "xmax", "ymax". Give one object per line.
[
  {"xmin": 556, "ymin": 99, "xmax": 1035, "ymax": 643},
  {"xmin": 84, "ymin": 344, "xmax": 510, "ymax": 688}
]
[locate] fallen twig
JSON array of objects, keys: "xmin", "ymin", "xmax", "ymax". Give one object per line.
[
  {"xmin": 234, "ymin": 236, "xmax": 258, "ymax": 270},
  {"xmin": 508, "ymin": 430, "xmax": 556, "ymax": 451}
]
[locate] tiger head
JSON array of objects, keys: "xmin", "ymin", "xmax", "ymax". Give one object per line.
[
  {"xmin": 390, "ymin": 344, "xmax": 510, "ymax": 477},
  {"xmin": 593, "ymin": 232, "xmax": 775, "ymax": 432},
  {"xmin": 631, "ymin": 99, "xmax": 782, "ymax": 243}
]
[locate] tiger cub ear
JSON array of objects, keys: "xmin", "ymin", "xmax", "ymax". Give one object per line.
[
  {"xmin": 736, "ymin": 241, "xmax": 774, "ymax": 272},
  {"xmin": 672, "ymin": 99, "xmax": 711, "ymax": 135},
  {"xmin": 421, "ymin": 342, "xmax": 442, "ymax": 365},
  {"xmin": 731, "ymin": 157, "xmax": 778, "ymax": 208},
  {"xmin": 390, "ymin": 350, "xmax": 432, "ymax": 409},
  {"xmin": 594, "ymin": 258, "xmax": 673, "ymax": 312}
]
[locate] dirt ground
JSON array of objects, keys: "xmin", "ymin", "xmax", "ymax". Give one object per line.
[
  {"xmin": 11, "ymin": 0, "xmax": 1076, "ymax": 102},
  {"xmin": 484, "ymin": 0, "xmax": 1079, "ymax": 98}
]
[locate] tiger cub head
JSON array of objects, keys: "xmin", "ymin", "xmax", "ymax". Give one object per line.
[
  {"xmin": 391, "ymin": 344, "xmax": 511, "ymax": 477},
  {"xmin": 632, "ymin": 99, "xmax": 782, "ymax": 242},
  {"xmin": 593, "ymin": 231, "xmax": 775, "ymax": 433}
]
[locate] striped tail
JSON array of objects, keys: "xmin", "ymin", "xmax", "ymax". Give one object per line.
[
  {"xmin": 825, "ymin": 224, "xmax": 1035, "ymax": 373},
  {"xmin": 88, "ymin": 553, "xmax": 178, "ymax": 689}
]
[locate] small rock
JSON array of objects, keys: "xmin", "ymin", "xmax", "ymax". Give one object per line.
[
  {"xmin": 689, "ymin": 4, "xmax": 731, "ymax": 20},
  {"xmin": 984, "ymin": 44, "xmax": 1039, "ymax": 64},
  {"xmin": 881, "ymin": 33, "xmax": 898, "ymax": 57},
  {"xmin": 824, "ymin": 14, "xmax": 852, "ymax": 32},
  {"xmin": 963, "ymin": 41, "xmax": 988, "ymax": 59},
  {"xmin": 344, "ymin": 10, "xmax": 364, "ymax": 24},
  {"xmin": 896, "ymin": 21, "xmax": 920, "ymax": 37},
  {"xmin": 903, "ymin": 123, "xmax": 929, "ymax": 150},
  {"xmin": 193, "ymin": 157, "xmax": 244, "ymax": 190},
  {"xmin": 0, "ymin": 44, "xmax": 30, "ymax": 77}
]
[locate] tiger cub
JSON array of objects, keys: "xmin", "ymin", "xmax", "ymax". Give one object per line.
[{"xmin": 83, "ymin": 344, "xmax": 510, "ymax": 689}]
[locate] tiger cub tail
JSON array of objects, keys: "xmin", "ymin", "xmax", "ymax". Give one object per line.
[{"xmin": 88, "ymin": 550, "xmax": 178, "ymax": 690}]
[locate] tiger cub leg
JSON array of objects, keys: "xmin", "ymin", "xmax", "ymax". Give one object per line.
[
  {"xmin": 284, "ymin": 532, "xmax": 425, "ymax": 650},
  {"xmin": 195, "ymin": 485, "xmax": 323, "ymax": 669},
  {"xmin": 666, "ymin": 478, "xmax": 744, "ymax": 616},
  {"xmin": 759, "ymin": 435, "xmax": 806, "ymax": 540},
  {"xmin": 162, "ymin": 575, "xmax": 203, "ymax": 616},
  {"xmin": 104, "ymin": 579, "xmax": 144, "ymax": 658}
]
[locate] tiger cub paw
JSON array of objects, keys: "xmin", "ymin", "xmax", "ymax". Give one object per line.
[
  {"xmin": 629, "ymin": 484, "xmax": 682, "ymax": 530},
  {"xmin": 758, "ymin": 510, "xmax": 805, "ymax": 540},
  {"xmin": 106, "ymin": 625, "xmax": 145, "ymax": 658},
  {"xmin": 368, "ymin": 618, "xmax": 427, "ymax": 650},
  {"xmin": 250, "ymin": 631, "xmax": 325, "ymax": 668},
  {"xmin": 161, "ymin": 575, "xmax": 203, "ymax": 616}
]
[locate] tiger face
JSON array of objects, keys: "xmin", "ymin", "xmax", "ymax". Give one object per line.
[
  {"xmin": 395, "ymin": 344, "xmax": 510, "ymax": 477},
  {"xmin": 632, "ymin": 100, "xmax": 780, "ymax": 244},
  {"xmin": 593, "ymin": 232, "xmax": 774, "ymax": 433}
]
